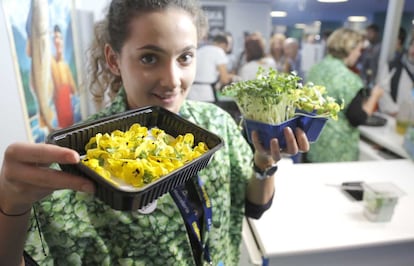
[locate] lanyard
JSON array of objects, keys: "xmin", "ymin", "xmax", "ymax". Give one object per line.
[
  {"xmin": 403, "ymin": 63, "xmax": 414, "ymax": 82},
  {"xmin": 170, "ymin": 176, "xmax": 213, "ymax": 265}
]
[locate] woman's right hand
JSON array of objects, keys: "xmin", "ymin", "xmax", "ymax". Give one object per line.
[
  {"xmin": 363, "ymin": 84, "xmax": 385, "ymax": 115},
  {"xmin": 0, "ymin": 142, "xmax": 95, "ymax": 215}
]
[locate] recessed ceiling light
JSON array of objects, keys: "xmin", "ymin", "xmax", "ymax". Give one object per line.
[
  {"xmin": 271, "ymin": 11, "xmax": 287, "ymax": 17},
  {"xmin": 348, "ymin": 16, "xmax": 367, "ymax": 22},
  {"xmin": 295, "ymin": 23, "xmax": 306, "ymax": 29},
  {"xmin": 318, "ymin": 0, "xmax": 348, "ymax": 3}
]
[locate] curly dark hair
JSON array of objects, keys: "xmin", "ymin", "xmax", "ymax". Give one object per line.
[{"xmin": 87, "ymin": 0, "xmax": 207, "ymax": 108}]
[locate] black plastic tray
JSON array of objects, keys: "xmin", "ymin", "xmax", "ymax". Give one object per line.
[{"xmin": 47, "ymin": 106, "xmax": 224, "ymax": 211}]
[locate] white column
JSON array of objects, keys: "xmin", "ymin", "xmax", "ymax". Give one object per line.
[{"xmin": 376, "ymin": 0, "xmax": 405, "ymax": 83}]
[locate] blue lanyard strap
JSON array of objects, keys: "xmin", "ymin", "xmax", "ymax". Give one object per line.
[{"xmin": 171, "ymin": 175, "xmax": 213, "ymax": 265}]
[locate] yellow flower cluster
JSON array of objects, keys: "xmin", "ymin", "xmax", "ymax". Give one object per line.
[
  {"xmin": 82, "ymin": 123, "xmax": 209, "ymax": 188},
  {"xmin": 294, "ymin": 84, "xmax": 344, "ymax": 120}
]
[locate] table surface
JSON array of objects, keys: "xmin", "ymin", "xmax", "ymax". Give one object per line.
[
  {"xmin": 358, "ymin": 113, "xmax": 410, "ymax": 159},
  {"xmin": 248, "ymin": 159, "xmax": 414, "ymax": 258}
]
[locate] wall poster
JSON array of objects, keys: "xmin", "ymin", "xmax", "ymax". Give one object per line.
[
  {"xmin": 2, "ymin": 0, "xmax": 82, "ymax": 143},
  {"xmin": 202, "ymin": 5, "xmax": 226, "ymax": 39}
]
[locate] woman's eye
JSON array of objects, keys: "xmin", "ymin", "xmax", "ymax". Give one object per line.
[
  {"xmin": 178, "ymin": 53, "xmax": 194, "ymax": 65},
  {"xmin": 140, "ymin": 54, "xmax": 157, "ymax": 65}
]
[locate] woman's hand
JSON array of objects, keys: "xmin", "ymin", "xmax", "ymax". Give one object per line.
[
  {"xmin": 251, "ymin": 127, "xmax": 310, "ymax": 169},
  {"xmin": 0, "ymin": 142, "xmax": 95, "ymax": 214},
  {"xmin": 371, "ymin": 84, "xmax": 385, "ymax": 99},
  {"xmin": 363, "ymin": 85, "xmax": 385, "ymax": 115},
  {"xmin": 246, "ymin": 127, "xmax": 309, "ymax": 206}
]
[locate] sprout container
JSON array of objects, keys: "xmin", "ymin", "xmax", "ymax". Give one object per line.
[{"xmin": 243, "ymin": 116, "xmax": 298, "ymax": 149}]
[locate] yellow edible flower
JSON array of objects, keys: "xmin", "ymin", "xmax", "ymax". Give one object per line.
[{"xmin": 82, "ymin": 124, "xmax": 209, "ymax": 188}]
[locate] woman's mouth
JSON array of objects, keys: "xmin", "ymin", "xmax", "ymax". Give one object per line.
[{"xmin": 153, "ymin": 92, "xmax": 178, "ymax": 104}]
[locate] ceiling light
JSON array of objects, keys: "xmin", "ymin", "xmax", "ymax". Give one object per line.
[
  {"xmin": 271, "ymin": 11, "xmax": 287, "ymax": 17},
  {"xmin": 348, "ymin": 16, "xmax": 367, "ymax": 22},
  {"xmin": 295, "ymin": 23, "xmax": 306, "ymax": 29},
  {"xmin": 317, "ymin": 0, "xmax": 348, "ymax": 3}
]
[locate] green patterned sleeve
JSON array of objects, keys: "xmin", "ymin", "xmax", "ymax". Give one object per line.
[{"xmin": 227, "ymin": 117, "xmax": 253, "ymax": 202}]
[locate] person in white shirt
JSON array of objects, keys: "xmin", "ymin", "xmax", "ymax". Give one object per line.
[
  {"xmin": 238, "ymin": 34, "xmax": 275, "ymax": 81},
  {"xmin": 379, "ymin": 36, "xmax": 414, "ymax": 126},
  {"xmin": 224, "ymin": 31, "xmax": 237, "ymax": 74},
  {"xmin": 188, "ymin": 33, "xmax": 234, "ymax": 102}
]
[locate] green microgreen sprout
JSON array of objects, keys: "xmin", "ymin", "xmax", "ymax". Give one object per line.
[{"xmin": 222, "ymin": 67, "xmax": 344, "ymax": 124}]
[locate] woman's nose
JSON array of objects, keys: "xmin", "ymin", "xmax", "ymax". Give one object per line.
[{"xmin": 160, "ymin": 61, "xmax": 181, "ymax": 89}]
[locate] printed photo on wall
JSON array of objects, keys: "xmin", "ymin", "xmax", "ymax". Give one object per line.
[
  {"xmin": 2, "ymin": 0, "xmax": 82, "ymax": 143},
  {"xmin": 202, "ymin": 5, "xmax": 226, "ymax": 40}
]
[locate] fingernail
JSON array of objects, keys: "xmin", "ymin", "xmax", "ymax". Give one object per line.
[{"xmin": 73, "ymin": 153, "xmax": 80, "ymax": 162}]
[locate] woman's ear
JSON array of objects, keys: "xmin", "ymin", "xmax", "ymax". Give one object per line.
[{"xmin": 105, "ymin": 44, "xmax": 121, "ymax": 76}]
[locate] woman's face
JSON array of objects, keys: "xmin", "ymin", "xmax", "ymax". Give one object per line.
[
  {"xmin": 271, "ymin": 39, "xmax": 284, "ymax": 57},
  {"xmin": 111, "ymin": 8, "xmax": 198, "ymax": 113}
]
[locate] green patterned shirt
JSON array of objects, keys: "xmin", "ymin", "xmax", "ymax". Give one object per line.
[
  {"xmin": 306, "ymin": 55, "xmax": 364, "ymax": 162},
  {"xmin": 25, "ymin": 89, "xmax": 253, "ymax": 265}
]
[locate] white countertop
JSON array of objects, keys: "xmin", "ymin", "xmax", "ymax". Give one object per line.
[
  {"xmin": 248, "ymin": 159, "xmax": 414, "ymax": 260},
  {"xmin": 358, "ymin": 114, "xmax": 410, "ymax": 159}
]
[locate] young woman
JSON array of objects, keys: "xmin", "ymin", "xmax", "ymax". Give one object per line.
[{"xmin": 0, "ymin": 1, "xmax": 309, "ymax": 265}]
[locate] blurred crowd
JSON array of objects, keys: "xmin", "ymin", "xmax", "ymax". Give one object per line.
[{"xmin": 189, "ymin": 24, "xmax": 414, "ymax": 162}]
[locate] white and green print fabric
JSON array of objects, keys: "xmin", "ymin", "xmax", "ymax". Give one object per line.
[{"xmin": 306, "ymin": 55, "xmax": 364, "ymax": 162}]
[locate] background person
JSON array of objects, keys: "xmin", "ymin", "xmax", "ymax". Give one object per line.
[
  {"xmin": 238, "ymin": 34, "xmax": 275, "ymax": 80},
  {"xmin": 393, "ymin": 27, "xmax": 407, "ymax": 61},
  {"xmin": 304, "ymin": 27, "xmax": 383, "ymax": 163},
  {"xmin": 233, "ymin": 31, "xmax": 263, "ymax": 75},
  {"xmin": 187, "ymin": 33, "xmax": 234, "ymax": 102},
  {"xmin": 283, "ymin": 37, "xmax": 303, "ymax": 78},
  {"xmin": 0, "ymin": 0, "xmax": 309, "ymax": 265},
  {"xmin": 379, "ymin": 36, "xmax": 414, "ymax": 134},
  {"xmin": 224, "ymin": 31, "xmax": 237, "ymax": 74},
  {"xmin": 267, "ymin": 33, "xmax": 287, "ymax": 73},
  {"xmin": 359, "ymin": 24, "xmax": 382, "ymax": 87}
]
